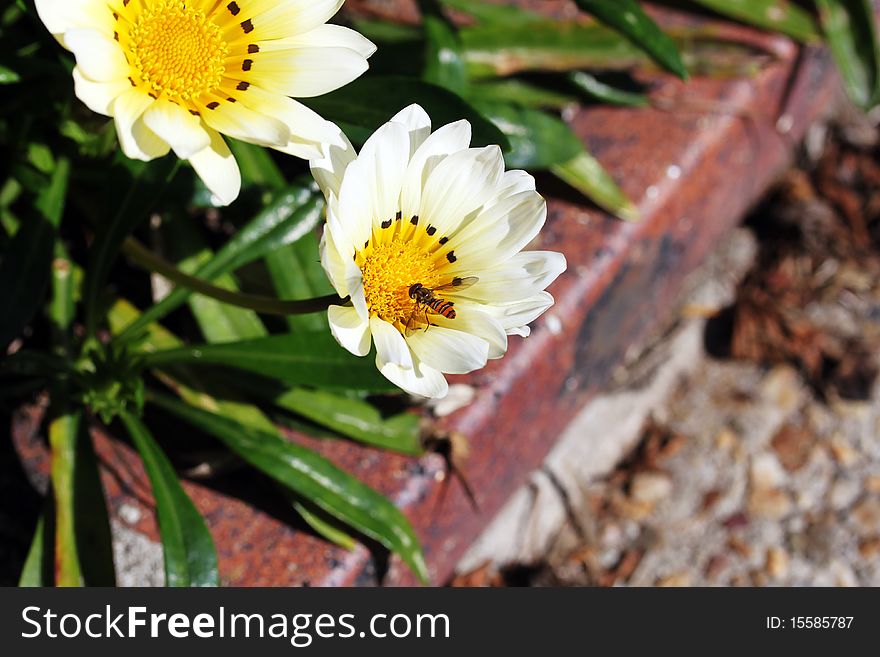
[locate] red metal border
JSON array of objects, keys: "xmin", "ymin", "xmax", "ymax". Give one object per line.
[{"xmin": 12, "ymin": 2, "xmax": 843, "ymax": 586}]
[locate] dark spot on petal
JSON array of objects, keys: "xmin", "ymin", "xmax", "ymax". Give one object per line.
[
  {"xmin": 410, "ymin": 215, "xmax": 419, "ymax": 225},
  {"xmin": 439, "ymin": 236, "xmax": 449, "ymax": 245},
  {"xmin": 426, "ymin": 225, "xmax": 437, "ymax": 236},
  {"xmin": 206, "ymin": 101, "xmax": 220, "ymax": 110},
  {"xmin": 189, "ymin": 109, "xmax": 200, "ymax": 116},
  {"xmin": 242, "ymin": 59, "xmax": 253, "ymax": 71},
  {"xmin": 241, "ymin": 19, "xmax": 254, "ymax": 34},
  {"xmin": 236, "ymin": 81, "xmax": 250, "ymax": 91},
  {"xmin": 248, "ymin": 44, "xmax": 260, "ymax": 54},
  {"xmin": 227, "ymin": 2, "xmax": 240, "ymax": 16},
  {"xmin": 452, "ymin": 277, "xmax": 462, "ymax": 286},
  {"xmin": 381, "ymin": 219, "xmax": 392, "ymax": 229},
  {"xmin": 446, "ymin": 252, "xmax": 457, "ymax": 263}
]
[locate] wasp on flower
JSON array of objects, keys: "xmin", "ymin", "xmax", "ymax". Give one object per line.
[
  {"xmin": 34, "ymin": 0, "xmax": 375, "ymax": 205},
  {"xmin": 311, "ymin": 105, "xmax": 567, "ymax": 399}
]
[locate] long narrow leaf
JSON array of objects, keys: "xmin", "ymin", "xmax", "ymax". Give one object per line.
[
  {"xmin": 551, "ymin": 150, "xmax": 640, "ymax": 222},
  {"xmin": 140, "ymin": 332, "xmax": 396, "ymax": 392},
  {"xmin": 120, "ymin": 411, "xmax": 220, "ymax": 587},
  {"xmin": 0, "ymin": 157, "xmax": 68, "ymax": 349},
  {"xmin": 574, "ymin": 0, "xmax": 688, "ymax": 79},
  {"xmin": 116, "ymin": 186, "xmax": 323, "ymax": 341},
  {"xmin": 150, "ymin": 393, "xmax": 429, "ymax": 583},
  {"xmin": 816, "ymin": 0, "xmax": 880, "ymax": 108},
  {"xmin": 690, "ymin": 0, "xmax": 820, "ymax": 42}
]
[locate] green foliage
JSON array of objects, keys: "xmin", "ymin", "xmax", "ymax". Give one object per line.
[{"xmin": 3, "ymin": 0, "xmax": 879, "ymax": 590}]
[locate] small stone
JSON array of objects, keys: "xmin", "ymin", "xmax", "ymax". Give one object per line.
[
  {"xmin": 656, "ymin": 572, "xmax": 691, "ymax": 587},
  {"xmin": 765, "ymin": 547, "xmax": 790, "ymax": 579},
  {"xmin": 770, "ymin": 424, "xmax": 814, "ymax": 471},
  {"xmin": 751, "ymin": 453, "xmax": 787, "ymax": 490},
  {"xmin": 748, "ymin": 487, "xmax": 792, "ymax": 519},
  {"xmin": 828, "ymin": 435, "xmax": 860, "ymax": 467},
  {"xmin": 727, "ymin": 535, "xmax": 752, "ymax": 558},
  {"xmin": 761, "ymin": 365, "xmax": 802, "ymax": 412},
  {"xmin": 715, "ymin": 428, "xmax": 738, "ymax": 451},
  {"xmin": 630, "ymin": 472, "xmax": 673, "ymax": 505},
  {"xmin": 852, "ymin": 498, "xmax": 880, "ymax": 535},
  {"xmin": 704, "ymin": 554, "xmax": 729, "ymax": 581},
  {"xmin": 858, "ymin": 537, "xmax": 880, "ymax": 558},
  {"xmin": 829, "ymin": 477, "xmax": 861, "ymax": 510},
  {"xmin": 832, "ymin": 561, "xmax": 858, "ymax": 587}
]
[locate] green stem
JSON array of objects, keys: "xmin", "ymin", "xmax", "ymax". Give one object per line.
[{"xmin": 121, "ymin": 237, "xmax": 345, "ymax": 316}]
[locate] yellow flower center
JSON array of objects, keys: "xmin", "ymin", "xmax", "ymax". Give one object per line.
[
  {"xmin": 360, "ymin": 238, "xmax": 444, "ymax": 329},
  {"xmin": 127, "ymin": 1, "xmax": 228, "ymax": 101}
]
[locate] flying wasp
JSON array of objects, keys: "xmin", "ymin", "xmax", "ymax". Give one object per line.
[{"xmin": 406, "ymin": 276, "xmax": 478, "ymax": 333}]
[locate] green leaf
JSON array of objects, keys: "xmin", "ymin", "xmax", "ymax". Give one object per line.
[
  {"xmin": 49, "ymin": 412, "xmax": 116, "ymax": 586},
  {"xmin": 227, "ymin": 139, "xmax": 286, "ymax": 190},
  {"xmin": 551, "ymin": 150, "xmax": 640, "ymax": 221},
  {"xmin": 690, "ymin": 0, "xmax": 820, "ymax": 43},
  {"xmin": 0, "ymin": 63, "xmax": 21, "ymax": 84},
  {"xmin": 116, "ymin": 186, "xmax": 323, "ymax": 341},
  {"xmin": 568, "ymin": 71, "xmax": 650, "ymax": 107},
  {"xmin": 120, "ymin": 411, "xmax": 220, "ymax": 587},
  {"xmin": 265, "ymin": 232, "xmax": 334, "ymax": 333},
  {"xmin": 460, "ymin": 20, "xmax": 648, "ymax": 78},
  {"xmin": 421, "ymin": 0, "xmax": 469, "ymax": 93},
  {"xmin": 438, "ymin": 0, "xmax": 544, "ymax": 25},
  {"xmin": 468, "ymin": 79, "xmax": 577, "ymax": 110},
  {"xmin": 293, "ymin": 500, "xmax": 359, "ymax": 551},
  {"xmin": 140, "ymin": 332, "xmax": 396, "ymax": 392},
  {"xmin": 19, "ymin": 510, "xmax": 52, "ymax": 587},
  {"xmin": 163, "ymin": 218, "xmax": 268, "ymax": 343},
  {"xmin": 816, "ymin": 0, "xmax": 880, "ymax": 109},
  {"xmin": 274, "ymin": 387, "xmax": 423, "ymax": 455},
  {"xmin": 573, "ymin": 0, "xmax": 688, "ymax": 79},
  {"xmin": 150, "ymin": 393, "xmax": 429, "ymax": 583},
  {"xmin": 0, "ymin": 157, "xmax": 69, "ymax": 349},
  {"xmin": 83, "ymin": 155, "xmax": 178, "ymax": 338},
  {"xmin": 301, "ymin": 76, "xmax": 508, "ymax": 149},
  {"xmin": 472, "ymin": 100, "xmax": 583, "ymax": 169}
]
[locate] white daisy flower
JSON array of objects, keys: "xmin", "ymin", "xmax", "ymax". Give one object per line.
[
  {"xmin": 35, "ymin": 0, "xmax": 375, "ymax": 205},
  {"xmin": 311, "ymin": 105, "xmax": 567, "ymax": 399}
]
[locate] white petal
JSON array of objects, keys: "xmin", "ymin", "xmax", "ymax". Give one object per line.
[
  {"xmin": 406, "ymin": 326, "xmax": 489, "ymax": 375},
  {"xmin": 418, "ymin": 145, "xmax": 504, "ymax": 236},
  {"xmin": 142, "ymin": 100, "xmax": 210, "ymax": 159},
  {"xmin": 72, "ymin": 67, "xmax": 129, "ymax": 116},
  {"xmin": 328, "ymin": 305, "xmax": 371, "ymax": 357},
  {"xmin": 188, "ymin": 130, "xmax": 241, "ymax": 207},
  {"xmin": 310, "ymin": 135, "xmax": 356, "ymax": 200},
  {"xmin": 200, "ymin": 100, "xmax": 289, "ymax": 147},
  {"xmin": 484, "ymin": 292, "xmax": 556, "ymax": 333},
  {"xmin": 35, "ymin": 0, "xmax": 113, "ymax": 39},
  {"xmin": 245, "ymin": 47, "xmax": 369, "ymax": 98},
  {"xmin": 334, "ymin": 166, "xmax": 373, "ymax": 258},
  {"xmin": 399, "ymin": 120, "xmax": 471, "ymax": 218},
  {"xmin": 319, "ymin": 225, "xmax": 349, "ymax": 296},
  {"xmin": 370, "ymin": 317, "xmax": 413, "ymax": 370},
  {"xmin": 112, "ymin": 90, "xmax": 168, "ymax": 161},
  {"xmin": 63, "ymin": 28, "xmax": 128, "ymax": 82},
  {"xmin": 241, "ymin": 0, "xmax": 345, "ymax": 39},
  {"xmin": 378, "ymin": 354, "xmax": 449, "ymax": 399},
  {"xmin": 466, "ymin": 251, "xmax": 567, "ymax": 302},
  {"xmin": 452, "ymin": 190, "xmax": 547, "ymax": 263},
  {"xmin": 354, "ymin": 119, "xmax": 411, "ymax": 228},
  {"xmin": 263, "ymin": 24, "xmax": 377, "ymax": 59},
  {"xmin": 434, "ymin": 307, "xmax": 508, "ymax": 359},
  {"xmin": 390, "ymin": 104, "xmax": 432, "ymax": 158},
  {"xmin": 236, "ymin": 86, "xmax": 343, "ymax": 159}
]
